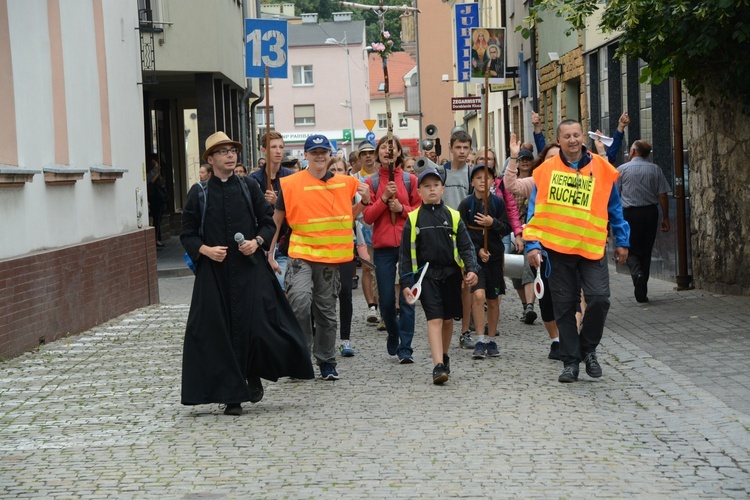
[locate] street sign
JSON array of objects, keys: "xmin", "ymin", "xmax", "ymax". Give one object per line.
[
  {"xmin": 451, "ymin": 97, "xmax": 482, "ymax": 111},
  {"xmin": 364, "ymin": 119, "xmax": 376, "ymax": 131},
  {"xmin": 343, "ymin": 129, "xmax": 352, "ymax": 142},
  {"xmin": 365, "ymin": 132, "xmax": 376, "ymax": 144},
  {"xmin": 245, "ymin": 19, "xmax": 288, "ymax": 78}
]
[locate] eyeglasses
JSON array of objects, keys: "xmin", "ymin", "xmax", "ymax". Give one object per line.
[{"xmin": 213, "ymin": 148, "xmax": 238, "ymax": 156}]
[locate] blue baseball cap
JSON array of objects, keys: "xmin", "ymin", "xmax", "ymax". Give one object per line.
[
  {"xmin": 470, "ymin": 164, "xmax": 496, "ymax": 180},
  {"xmin": 417, "ymin": 168, "xmax": 443, "ymax": 186},
  {"xmin": 304, "ymin": 134, "xmax": 333, "ymax": 152}
]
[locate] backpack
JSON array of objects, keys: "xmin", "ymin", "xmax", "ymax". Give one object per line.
[
  {"xmin": 184, "ymin": 176, "xmax": 257, "ymax": 274},
  {"xmin": 369, "ymin": 171, "xmax": 412, "ymax": 194}
]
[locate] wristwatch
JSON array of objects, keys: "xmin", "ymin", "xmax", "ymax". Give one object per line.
[{"xmin": 255, "ymin": 236, "xmax": 264, "ymax": 248}]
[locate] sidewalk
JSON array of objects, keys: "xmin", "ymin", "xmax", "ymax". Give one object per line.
[{"xmin": 2, "ymin": 263, "xmax": 749, "ymax": 497}]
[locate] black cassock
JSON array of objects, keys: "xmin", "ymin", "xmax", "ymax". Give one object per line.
[{"xmin": 180, "ymin": 174, "xmax": 314, "ymax": 405}]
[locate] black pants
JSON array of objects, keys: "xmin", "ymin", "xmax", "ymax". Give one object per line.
[
  {"xmin": 623, "ymin": 205, "xmax": 659, "ymax": 284},
  {"xmin": 338, "ymin": 260, "xmax": 355, "ymax": 341},
  {"xmin": 546, "ymin": 249, "xmax": 611, "ymax": 365}
]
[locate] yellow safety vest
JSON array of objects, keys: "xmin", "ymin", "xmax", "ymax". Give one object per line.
[
  {"xmin": 407, "ymin": 206, "xmax": 464, "ymax": 273},
  {"xmin": 523, "ymin": 154, "xmax": 619, "ymax": 259},
  {"xmin": 280, "ymin": 171, "xmax": 360, "ymax": 264}
]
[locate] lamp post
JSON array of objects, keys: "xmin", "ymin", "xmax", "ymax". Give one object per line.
[{"xmin": 325, "ymin": 33, "xmax": 356, "ymax": 152}]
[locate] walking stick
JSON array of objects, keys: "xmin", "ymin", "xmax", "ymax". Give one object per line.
[
  {"xmin": 264, "ymin": 66, "xmax": 272, "ymax": 193},
  {"xmin": 383, "ymin": 51, "xmax": 397, "ymax": 225},
  {"xmin": 482, "ymin": 70, "xmax": 490, "ymax": 252},
  {"xmin": 341, "ymin": 1, "xmax": 420, "ymax": 224}
]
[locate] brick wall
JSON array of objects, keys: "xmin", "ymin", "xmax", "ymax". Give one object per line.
[{"xmin": 0, "ymin": 229, "xmax": 159, "ymax": 359}]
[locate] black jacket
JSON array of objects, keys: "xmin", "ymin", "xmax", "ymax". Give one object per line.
[
  {"xmin": 457, "ymin": 193, "xmax": 512, "ymax": 262},
  {"xmin": 399, "ymin": 202, "xmax": 479, "ymax": 287}
]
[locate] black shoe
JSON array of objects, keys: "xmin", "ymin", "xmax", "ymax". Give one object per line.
[
  {"xmin": 634, "ymin": 274, "xmax": 648, "ymax": 302},
  {"xmin": 443, "ymin": 354, "xmax": 451, "ymax": 374},
  {"xmin": 523, "ymin": 304, "xmax": 537, "ymax": 324},
  {"xmin": 223, "ymin": 403, "xmax": 242, "ymax": 416},
  {"xmin": 583, "ymin": 352, "xmax": 602, "ymax": 378},
  {"xmin": 432, "ymin": 363, "xmax": 449, "ymax": 385},
  {"xmin": 248, "ymin": 376, "xmax": 264, "ymax": 403},
  {"xmin": 548, "ymin": 341, "xmax": 561, "ymax": 360},
  {"xmin": 558, "ymin": 364, "xmax": 579, "ymax": 383}
]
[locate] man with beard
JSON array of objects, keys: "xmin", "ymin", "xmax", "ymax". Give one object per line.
[{"xmin": 180, "ymin": 132, "xmax": 314, "ymax": 416}]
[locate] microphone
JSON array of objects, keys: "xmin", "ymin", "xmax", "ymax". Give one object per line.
[{"xmin": 234, "ymin": 232, "xmax": 257, "ymax": 264}]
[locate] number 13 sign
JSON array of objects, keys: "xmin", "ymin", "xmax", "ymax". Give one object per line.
[{"xmin": 245, "ymin": 19, "xmax": 288, "ymax": 79}]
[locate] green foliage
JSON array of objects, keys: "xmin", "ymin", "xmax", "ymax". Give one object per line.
[
  {"xmin": 264, "ymin": 0, "xmax": 404, "ymax": 51},
  {"xmin": 519, "ymin": 0, "xmax": 750, "ymax": 105}
]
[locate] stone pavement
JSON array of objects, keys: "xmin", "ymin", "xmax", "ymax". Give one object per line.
[{"xmin": 2, "ymin": 256, "xmax": 750, "ymax": 497}]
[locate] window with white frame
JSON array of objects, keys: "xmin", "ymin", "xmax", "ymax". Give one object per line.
[
  {"xmin": 398, "ymin": 113, "xmax": 408, "ymax": 128},
  {"xmin": 256, "ymin": 106, "xmax": 274, "ymax": 128},
  {"xmin": 293, "ymin": 65, "xmax": 313, "ymax": 86},
  {"xmin": 377, "ymin": 113, "xmax": 387, "ymax": 129},
  {"xmin": 294, "ymin": 105, "xmax": 315, "ymax": 126}
]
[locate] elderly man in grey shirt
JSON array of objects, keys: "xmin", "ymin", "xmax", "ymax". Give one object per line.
[{"xmin": 616, "ymin": 140, "xmax": 671, "ymax": 303}]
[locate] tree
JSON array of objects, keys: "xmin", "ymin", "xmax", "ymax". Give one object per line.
[
  {"xmin": 523, "ymin": 0, "xmax": 750, "ymax": 107},
  {"xmin": 263, "ymin": 0, "xmax": 405, "ymax": 51},
  {"xmin": 522, "ymin": 0, "xmax": 750, "ymax": 293}
]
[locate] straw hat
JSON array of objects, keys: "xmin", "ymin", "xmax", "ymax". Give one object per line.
[{"xmin": 202, "ymin": 132, "xmax": 242, "ymax": 161}]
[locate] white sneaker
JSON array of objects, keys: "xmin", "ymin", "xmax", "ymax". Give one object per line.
[{"xmin": 366, "ymin": 306, "xmax": 380, "ymax": 323}]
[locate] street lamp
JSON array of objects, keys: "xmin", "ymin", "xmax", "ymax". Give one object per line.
[{"xmin": 325, "ymin": 33, "xmax": 356, "ymax": 152}]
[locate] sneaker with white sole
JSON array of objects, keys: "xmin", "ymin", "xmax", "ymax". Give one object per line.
[
  {"xmin": 459, "ymin": 331, "xmax": 476, "ymax": 349},
  {"xmin": 339, "ymin": 341, "xmax": 355, "ymax": 357},
  {"xmin": 472, "ymin": 342, "xmax": 487, "ymax": 359},
  {"xmin": 485, "ymin": 340, "xmax": 500, "ymax": 357},
  {"xmin": 366, "ymin": 306, "xmax": 380, "ymax": 323}
]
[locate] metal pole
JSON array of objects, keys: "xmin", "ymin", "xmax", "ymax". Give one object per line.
[{"xmin": 345, "ymin": 39, "xmax": 355, "ymax": 151}]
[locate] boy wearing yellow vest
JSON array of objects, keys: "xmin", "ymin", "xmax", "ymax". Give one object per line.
[
  {"xmin": 524, "ymin": 120, "xmax": 630, "ymax": 384},
  {"xmin": 400, "ymin": 169, "xmax": 479, "ymax": 385}
]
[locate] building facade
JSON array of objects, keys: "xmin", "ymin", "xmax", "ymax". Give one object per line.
[
  {"xmin": 264, "ymin": 13, "xmax": 369, "ymax": 158},
  {"xmin": 0, "ymin": 0, "xmax": 157, "ymax": 358}
]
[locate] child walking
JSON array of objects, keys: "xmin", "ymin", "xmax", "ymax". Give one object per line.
[
  {"xmin": 400, "ymin": 169, "xmax": 479, "ymax": 384},
  {"xmin": 458, "ymin": 165, "xmax": 512, "ymax": 359}
]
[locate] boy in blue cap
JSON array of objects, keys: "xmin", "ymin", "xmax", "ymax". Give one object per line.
[{"xmin": 399, "ymin": 169, "xmax": 479, "ymax": 384}]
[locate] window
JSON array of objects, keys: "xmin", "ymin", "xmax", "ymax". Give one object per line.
[
  {"xmin": 377, "ymin": 113, "xmax": 387, "ymax": 129},
  {"xmin": 398, "ymin": 113, "xmax": 408, "ymax": 128},
  {"xmin": 639, "ymin": 59, "xmax": 653, "ymax": 144},
  {"xmin": 378, "ymin": 82, "xmax": 385, "ymax": 92},
  {"xmin": 256, "ymin": 106, "xmax": 274, "ymax": 128},
  {"xmin": 293, "ymin": 65, "xmax": 313, "ymax": 86},
  {"xmin": 294, "ymin": 105, "xmax": 315, "ymax": 126},
  {"xmin": 598, "ymin": 50, "xmax": 609, "ymax": 136}
]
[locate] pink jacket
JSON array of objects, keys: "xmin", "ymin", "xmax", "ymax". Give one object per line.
[
  {"xmin": 502, "ymin": 160, "xmax": 535, "ymax": 199},
  {"xmin": 494, "ymin": 177, "xmax": 523, "ymax": 235}
]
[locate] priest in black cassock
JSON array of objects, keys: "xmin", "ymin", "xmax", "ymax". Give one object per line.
[{"xmin": 180, "ymin": 132, "xmax": 314, "ymax": 416}]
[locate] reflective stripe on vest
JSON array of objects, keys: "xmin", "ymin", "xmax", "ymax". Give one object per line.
[
  {"xmin": 407, "ymin": 206, "xmax": 464, "ymax": 274},
  {"xmin": 523, "ymin": 154, "xmax": 619, "ymax": 260},
  {"xmin": 280, "ymin": 171, "xmax": 359, "ymax": 264}
]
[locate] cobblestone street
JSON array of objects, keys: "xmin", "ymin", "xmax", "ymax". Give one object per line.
[{"xmin": 2, "ymin": 264, "xmax": 750, "ymax": 497}]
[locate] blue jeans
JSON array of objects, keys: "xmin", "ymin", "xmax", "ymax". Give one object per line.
[
  {"xmin": 274, "ymin": 250, "xmax": 288, "ymax": 291},
  {"xmin": 373, "ymin": 247, "xmax": 414, "ymax": 358}
]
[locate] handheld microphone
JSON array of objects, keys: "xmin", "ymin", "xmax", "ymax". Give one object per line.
[{"xmin": 234, "ymin": 232, "xmax": 257, "ymax": 264}]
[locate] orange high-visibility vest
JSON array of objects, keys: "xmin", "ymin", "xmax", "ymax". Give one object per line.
[
  {"xmin": 280, "ymin": 171, "xmax": 360, "ymax": 264},
  {"xmin": 523, "ymin": 154, "xmax": 619, "ymax": 260}
]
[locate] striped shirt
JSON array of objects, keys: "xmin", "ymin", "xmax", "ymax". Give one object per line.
[{"xmin": 616, "ymin": 157, "xmax": 671, "ymax": 208}]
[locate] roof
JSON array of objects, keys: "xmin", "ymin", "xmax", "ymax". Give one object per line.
[
  {"xmin": 288, "ymin": 20, "xmax": 365, "ymax": 47},
  {"xmin": 368, "ymin": 52, "xmax": 417, "ymax": 99}
]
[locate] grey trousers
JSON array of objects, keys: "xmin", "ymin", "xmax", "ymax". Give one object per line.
[{"xmin": 284, "ymin": 258, "xmax": 340, "ymax": 366}]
